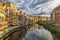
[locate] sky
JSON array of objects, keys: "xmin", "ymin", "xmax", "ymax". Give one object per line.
[{"xmin": 3, "ymin": 0, "xmax": 60, "ymax": 17}]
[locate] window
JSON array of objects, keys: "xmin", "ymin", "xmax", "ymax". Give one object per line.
[
  {"xmin": 0, "ymin": 24, "xmax": 2, "ymax": 27},
  {"xmin": 0, "ymin": 10, "xmax": 5, "ymax": 14},
  {"xmin": 55, "ymin": 13, "xmax": 60, "ymax": 16},
  {"xmin": 14, "ymin": 17, "xmax": 18, "ymax": 23},
  {"xmin": 0, "ymin": 16, "xmax": 4, "ymax": 21}
]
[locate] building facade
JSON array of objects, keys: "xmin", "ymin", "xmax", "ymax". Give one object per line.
[
  {"xmin": 0, "ymin": 0, "xmax": 8, "ymax": 30},
  {"xmin": 51, "ymin": 5, "xmax": 60, "ymax": 26}
]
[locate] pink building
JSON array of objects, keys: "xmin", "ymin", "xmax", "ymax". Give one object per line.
[{"xmin": 51, "ymin": 5, "xmax": 60, "ymax": 26}]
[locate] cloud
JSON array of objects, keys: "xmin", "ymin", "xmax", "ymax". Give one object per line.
[
  {"xmin": 8, "ymin": 0, "xmax": 25, "ymax": 6},
  {"xmin": 34, "ymin": 0, "xmax": 60, "ymax": 14},
  {"xmin": 7, "ymin": 0, "xmax": 60, "ymax": 16}
]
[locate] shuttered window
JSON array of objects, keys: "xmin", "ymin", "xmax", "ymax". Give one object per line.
[{"xmin": 0, "ymin": 16, "xmax": 4, "ymax": 21}]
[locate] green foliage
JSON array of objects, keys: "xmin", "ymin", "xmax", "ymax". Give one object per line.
[{"xmin": 38, "ymin": 22, "xmax": 60, "ymax": 38}]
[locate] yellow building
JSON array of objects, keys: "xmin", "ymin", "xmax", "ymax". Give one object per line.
[
  {"xmin": 27, "ymin": 15, "xmax": 41, "ymax": 23},
  {"xmin": 40, "ymin": 16, "xmax": 51, "ymax": 22},
  {"xmin": 0, "ymin": 0, "xmax": 4, "ymax": 8},
  {"xmin": 0, "ymin": 0, "xmax": 8, "ymax": 30},
  {"xmin": 0, "ymin": 9, "xmax": 8, "ymax": 30},
  {"xmin": 3, "ymin": 2, "xmax": 20, "ymax": 26}
]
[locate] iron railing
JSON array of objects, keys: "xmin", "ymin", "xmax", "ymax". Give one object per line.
[{"xmin": 0, "ymin": 23, "xmax": 33, "ymax": 40}]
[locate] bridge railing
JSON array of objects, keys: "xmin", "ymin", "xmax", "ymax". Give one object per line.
[{"xmin": 0, "ymin": 23, "xmax": 33, "ymax": 40}]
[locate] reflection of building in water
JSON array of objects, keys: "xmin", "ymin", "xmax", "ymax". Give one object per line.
[
  {"xmin": 29, "ymin": 24, "xmax": 40, "ymax": 31},
  {"xmin": 51, "ymin": 5, "xmax": 60, "ymax": 26}
]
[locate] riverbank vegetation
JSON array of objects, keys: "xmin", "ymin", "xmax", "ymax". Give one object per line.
[{"xmin": 37, "ymin": 21, "xmax": 60, "ymax": 39}]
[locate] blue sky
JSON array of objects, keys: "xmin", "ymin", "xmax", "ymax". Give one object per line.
[{"xmin": 3, "ymin": 0, "xmax": 60, "ymax": 17}]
